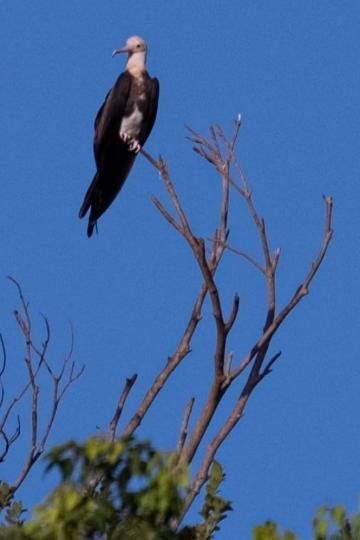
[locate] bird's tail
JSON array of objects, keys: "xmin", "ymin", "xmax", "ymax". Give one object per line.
[
  {"xmin": 79, "ymin": 173, "xmax": 98, "ymax": 219},
  {"xmin": 87, "ymin": 220, "xmax": 97, "ymax": 238}
]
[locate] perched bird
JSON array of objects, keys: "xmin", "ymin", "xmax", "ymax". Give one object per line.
[{"xmin": 79, "ymin": 35, "xmax": 159, "ymax": 237}]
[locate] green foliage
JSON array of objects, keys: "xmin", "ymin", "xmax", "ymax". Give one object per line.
[
  {"xmin": 0, "ymin": 437, "xmax": 229, "ymax": 540},
  {"xmin": 252, "ymin": 505, "xmax": 360, "ymax": 540},
  {"xmin": 1, "ymin": 435, "xmax": 359, "ymax": 540},
  {"xmin": 196, "ymin": 461, "xmax": 232, "ymax": 540},
  {"xmin": 252, "ymin": 521, "xmax": 298, "ymax": 540},
  {"xmin": 26, "ymin": 436, "xmax": 189, "ymax": 539},
  {"xmin": 0, "ymin": 484, "xmax": 24, "ymax": 530},
  {"xmin": 0, "ymin": 484, "xmax": 14, "ymax": 513},
  {"xmin": 4, "ymin": 502, "xmax": 24, "ymax": 528},
  {"xmin": 313, "ymin": 505, "xmax": 360, "ymax": 540}
]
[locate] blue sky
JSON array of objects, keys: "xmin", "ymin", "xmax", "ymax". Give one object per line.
[{"xmin": 0, "ymin": 1, "xmax": 359, "ymax": 538}]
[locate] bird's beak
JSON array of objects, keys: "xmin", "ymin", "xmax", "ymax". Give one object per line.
[{"xmin": 112, "ymin": 46, "xmax": 130, "ymax": 57}]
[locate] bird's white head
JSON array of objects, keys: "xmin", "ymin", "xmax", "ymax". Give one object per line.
[{"xmin": 112, "ymin": 35, "xmax": 147, "ymax": 75}]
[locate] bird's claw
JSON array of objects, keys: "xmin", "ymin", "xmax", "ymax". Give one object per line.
[
  {"xmin": 129, "ymin": 140, "xmax": 141, "ymax": 154},
  {"xmin": 120, "ymin": 131, "xmax": 131, "ymax": 143},
  {"xmin": 120, "ymin": 132, "xmax": 141, "ymax": 154}
]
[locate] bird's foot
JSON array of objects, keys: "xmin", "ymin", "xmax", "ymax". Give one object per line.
[
  {"xmin": 128, "ymin": 139, "xmax": 141, "ymax": 154},
  {"xmin": 120, "ymin": 131, "xmax": 131, "ymax": 144},
  {"xmin": 120, "ymin": 132, "xmax": 141, "ymax": 154}
]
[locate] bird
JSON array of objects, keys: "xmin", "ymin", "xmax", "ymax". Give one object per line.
[{"xmin": 79, "ymin": 35, "xmax": 159, "ymax": 237}]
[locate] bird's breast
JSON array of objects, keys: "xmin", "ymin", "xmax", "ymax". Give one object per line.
[{"xmin": 119, "ymin": 105, "xmax": 143, "ymax": 138}]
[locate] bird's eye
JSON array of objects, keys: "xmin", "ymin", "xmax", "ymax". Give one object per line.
[{"xmin": 136, "ymin": 44, "xmax": 141, "ymax": 48}]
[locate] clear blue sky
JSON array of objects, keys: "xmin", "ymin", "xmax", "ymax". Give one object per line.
[{"xmin": 1, "ymin": 1, "xmax": 359, "ymax": 538}]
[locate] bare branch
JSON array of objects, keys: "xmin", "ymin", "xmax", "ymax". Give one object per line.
[
  {"xmin": 109, "ymin": 374, "xmax": 138, "ymax": 441},
  {"xmin": 260, "ymin": 351, "xmax": 282, "ymax": 379},
  {"xmin": 180, "ymin": 394, "xmax": 246, "ymax": 523},
  {"xmin": 37, "ymin": 360, "xmax": 85, "ymax": 457},
  {"xmin": 175, "ymin": 124, "xmax": 333, "ymax": 524},
  {"xmin": 224, "ymin": 352, "xmax": 234, "ymax": 375},
  {"xmin": 176, "ymin": 397, "xmax": 195, "ymax": 455},
  {"xmin": 0, "ymin": 279, "xmax": 84, "ymax": 499},
  {"xmin": 0, "ymin": 416, "xmax": 20, "ymax": 463},
  {"xmin": 180, "ymin": 349, "xmax": 282, "ymax": 523},
  {"xmin": 0, "ymin": 335, "xmax": 6, "ymax": 408},
  {"xmin": 140, "ymin": 147, "xmax": 162, "ymax": 170},
  {"xmin": 122, "ymin": 141, "xmax": 231, "ymax": 438},
  {"xmin": 158, "ymin": 157, "xmax": 193, "ymax": 234},
  {"xmin": 8, "ymin": 277, "xmax": 32, "ymax": 333},
  {"xmin": 126, "ymin": 123, "xmax": 332, "ymax": 529},
  {"xmin": 31, "ymin": 315, "xmax": 51, "ymax": 374},
  {"xmin": 179, "ymin": 124, "xmax": 245, "ymax": 465},
  {"xmin": 122, "ymin": 282, "xmax": 207, "ymax": 438},
  {"xmin": 151, "ymin": 196, "xmax": 183, "ymax": 234},
  {"xmin": 0, "ymin": 382, "xmax": 31, "ymax": 436},
  {"xmin": 206, "ymin": 237, "xmax": 266, "ymax": 275},
  {"xmin": 229, "ymin": 195, "xmax": 333, "ymax": 383},
  {"xmin": 57, "ymin": 361, "xmax": 85, "ymax": 403},
  {"xmin": 231, "ymin": 174, "xmax": 278, "ymax": 336},
  {"xmin": 225, "ymin": 294, "xmax": 240, "ymax": 333}
]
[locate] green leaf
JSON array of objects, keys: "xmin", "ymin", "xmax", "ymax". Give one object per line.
[
  {"xmin": 330, "ymin": 505, "xmax": 346, "ymax": 527},
  {"xmin": 252, "ymin": 521, "xmax": 298, "ymax": 540},
  {"xmin": 197, "ymin": 460, "xmax": 232, "ymax": 539},
  {"xmin": 5, "ymin": 501, "xmax": 24, "ymax": 525},
  {"xmin": 0, "ymin": 483, "xmax": 13, "ymax": 510}
]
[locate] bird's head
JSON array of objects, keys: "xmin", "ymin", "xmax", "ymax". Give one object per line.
[
  {"xmin": 112, "ymin": 36, "xmax": 147, "ymax": 58},
  {"xmin": 112, "ymin": 36, "xmax": 148, "ymax": 74}
]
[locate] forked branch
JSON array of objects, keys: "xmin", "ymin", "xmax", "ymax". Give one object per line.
[
  {"xmin": 122, "ymin": 135, "xmax": 236, "ymax": 438},
  {"xmin": 179, "ymin": 181, "xmax": 333, "ymax": 523},
  {"xmin": 0, "ymin": 279, "xmax": 84, "ymax": 504},
  {"xmin": 136, "ymin": 120, "xmax": 333, "ymax": 527}
]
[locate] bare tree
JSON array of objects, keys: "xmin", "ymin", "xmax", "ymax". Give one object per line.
[
  {"xmin": 0, "ymin": 278, "xmax": 84, "ymax": 508},
  {"xmin": 0, "ymin": 118, "xmax": 333, "ymax": 528},
  {"xmin": 107, "ymin": 117, "xmax": 333, "ymax": 525}
]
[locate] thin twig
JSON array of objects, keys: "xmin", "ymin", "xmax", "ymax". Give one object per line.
[
  {"xmin": 152, "ymin": 196, "xmax": 183, "ymax": 233},
  {"xmin": 206, "ymin": 237, "xmax": 265, "ymax": 275},
  {"xmin": 176, "ymin": 397, "xmax": 195, "ymax": 454},
  {"xmin": 180, "ymin": 123, "xmax": 243, "ymax": 465},
  {"xmin": 229, "ymin": 195, "xmax": 333, "ymax": 382},
  {"xmin": 122, "ymin": 145, "xmax": 229, "ymax": 438},
  {"xmin": 133, "ymin": 124, "xmax": 332, "ymax": 529},
  {"xmin": 140, "ymin": 147, "xmax": 161, "ymax": 170},
  {"xmin": 109, "ymin": 374, "xmax": 138, "ymax": 441},
  {"xmin": 0, "ymin": 416, "xmax": 20, "ymax": 463},
  {"xmin": 0, "ymin": 335, "xmax": 6, "ymax": 408},
  {"xmin": 225, "ymin": 294, "xmax": 240, "ymax": 333},
  {"xmin": 1, "ymin": 279, "xmax": 84, "ymax": 499},
  {"xmin": 122, "ymin": 282, "xmax": 206, "ymax": 438}
]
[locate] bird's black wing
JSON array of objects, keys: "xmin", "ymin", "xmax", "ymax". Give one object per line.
[
  {"xmin": 139, "ymin": 77, "xmax": 160, "ymax": 146},
  {"xmin": 79, "ymin": 73, "xmax": 132, "ymax": 221},
  {"xmin": 93, "ymin": 71, "xmax": 132, "ymax": 165},
  {"xmin": 93, "ymin": 89, "xmax": 111, "ymax": 132}
]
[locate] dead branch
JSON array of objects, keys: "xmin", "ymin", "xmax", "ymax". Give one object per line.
[
  {"xmin": 140, "ymin": 119, "xmax": 333, "ymax": 527},
  {"xmin": 122, "ymin": 136, "xmax": 234, "ymax": 438},
  {"xmin": 0, "ymin": 415, "xmax": 20, "ymax": 463},
  {"xmin": 130, "ymin": 121, "xmax": 245, "ymax": 470},
  {"xmin": 0, "ymin": 279, "xmax": 84, "ymax": 501},
  {"xmin": 0, "ymin": 335, "xmax": 6, "ymax": 409},
  {"xmin": 206, "ymin": 238, "xmax": 265, "ymax": 275},
  {"xmin": 227, "ymin": 195, "xmax": 333, "ymax": 384},
  {"xmin": 178, "ymin": 193, "xmax": 333, "ymax": 522},
  {"xmin": 176, "ymin": 121, "xmax": 243, "ymax": 465},
  {"xmin": 109, "ymin": 374, "xmax": 138, "ymax": 441},
  {"xmin": 176, "ymin": 397, "xmax": 195, "ymax": 455}
]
